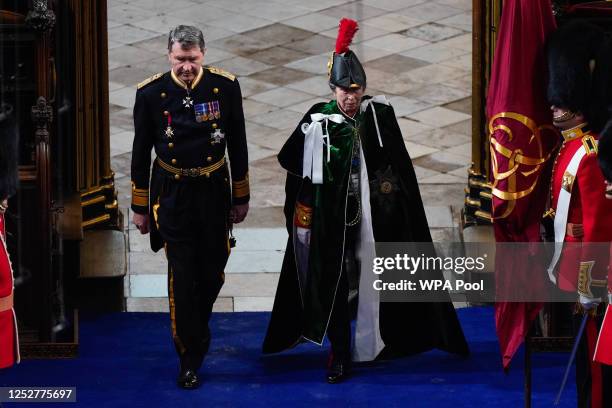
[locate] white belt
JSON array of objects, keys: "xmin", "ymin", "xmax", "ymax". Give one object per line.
[{"xmin": 547, "ymin": 144, "xmax": 589, "ymax": 284}]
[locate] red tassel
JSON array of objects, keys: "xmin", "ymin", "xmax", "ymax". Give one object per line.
[{"xmin": 335, "ymin": 18, "xmax": 359, "ymax": 54}]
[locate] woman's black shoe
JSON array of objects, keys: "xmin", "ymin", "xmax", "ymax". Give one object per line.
[
  {"xmin": 326, "ymin": 360, "xmax": 350, "ymax": 384},
  {"xmin": 177, "ymin": 369, "xmax": 200, "ymax": 389}
]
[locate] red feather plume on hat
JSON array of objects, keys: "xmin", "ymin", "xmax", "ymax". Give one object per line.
[{"xmin": 335, "ymin": 18, "xmax": 359, "ymax": 54}]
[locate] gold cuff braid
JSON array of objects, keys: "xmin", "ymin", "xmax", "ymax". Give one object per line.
[{"xmin": 232, "ymin": 173, "xmax": 250, "ymax": 198}]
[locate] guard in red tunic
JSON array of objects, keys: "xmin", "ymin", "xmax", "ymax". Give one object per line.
[
  {"xmin": 593, "ymin": 121, "xmax": 612, "ymax": 367},
  {"xmin": 545, "ymin": 21, "xmax": 612, "ymax": 407},
  {"xmin": 0, "ymin": 102, "xmax": 19, "ymax": 369}
]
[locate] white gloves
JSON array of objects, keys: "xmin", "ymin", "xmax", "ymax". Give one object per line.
[{"xmin": 579, "ymin": 294, "xmax": 601, "ymax": 311}]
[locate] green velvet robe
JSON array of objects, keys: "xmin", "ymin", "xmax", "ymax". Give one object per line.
[{"xmin": 263, "ymin": 97, "xmax": 469, "ymax": 360}]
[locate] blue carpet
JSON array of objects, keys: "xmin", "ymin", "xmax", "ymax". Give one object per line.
[{"xmin": 0, "ymin": 307, "xmax": 575, "ymax": 407}]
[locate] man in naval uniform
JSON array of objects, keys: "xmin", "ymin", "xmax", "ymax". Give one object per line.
[
  {"xmin": 262, "ymin": 18, "xmax": 468, "ymax": 384},
  {"xmin": 544, "ymin": 21, "xmax": 612, "ymax": 407},
  {"xmin": 130, "ymin": 25, "xmax": 249, "ymax": 389}
]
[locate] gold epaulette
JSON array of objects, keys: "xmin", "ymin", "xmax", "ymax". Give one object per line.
[
  {"xmin": 206, "ymin": 66, "xmax": 236, "ymax": 81},
  {"xmin": 137, "ymin": 72, "xmax": 164, "ymax": 89},
  {"xmin": 582, "ymin": 135, "xmax": 598, "ymax": 155}
]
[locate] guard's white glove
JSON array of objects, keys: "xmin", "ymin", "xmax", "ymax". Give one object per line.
[
  {"xmin": 579, "ymin": 294, "xmax": 601, "ymax": 311},
  {"xmin": 296, "ymin": 227, "xmax": 311, "ymax": 246}
]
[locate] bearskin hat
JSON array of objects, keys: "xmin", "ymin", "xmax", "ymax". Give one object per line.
[{"xmin": 546, "ymin": 20, "xmax": 612, "ymax": 132}]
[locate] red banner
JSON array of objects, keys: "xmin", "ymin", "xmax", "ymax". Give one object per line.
[{"xmin": 486, "ymin": 0, "xmax": 559, "ymax": 370}]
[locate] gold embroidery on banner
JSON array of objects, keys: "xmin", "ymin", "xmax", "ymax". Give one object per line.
[{"xmin": 488, "ymin": 112, "xmax": 559, "ymax": 219}]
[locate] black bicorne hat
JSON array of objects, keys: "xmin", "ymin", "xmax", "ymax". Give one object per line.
[
  {"xmin": 329, "ymin": 50, "xmax": 366, "ymax": 89},
  {"xmin": 328, "ymin": 18, "xmax": 366, "ymax": 89},
  {"xmin": 546, "ymin": 20, "xmax": 612, "ymax": 132}
]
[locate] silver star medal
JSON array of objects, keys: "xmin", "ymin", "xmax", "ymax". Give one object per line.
[
  {"xmin": 211, "ymin": 128, "xmax": 225, "ymax": 144},
  {"xmin": 182, "ymin": 96, "xmax": 193, "ymax": 109},
  {"xmin": 165, "ymin": 126, "xmax": 174, "ymax": 138}
]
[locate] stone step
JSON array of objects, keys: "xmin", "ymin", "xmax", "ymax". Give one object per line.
[
  {"xmin": 127, "ymin": 296, "xmax": 233, "ymax": 312},
  {"xmin": 128, "ymin": 248, "xmax": 285, "ymax": 276},
  {"xmin": 129, "ymin": 272, "xmax": 280, "ymax": 298},
  {"xmin": 126, "ymin": 296, "xmax": 276, "ymax": 312},
  {"xmin": 128, "ymin": 227, "xmax": 287, "ymax": 275}
]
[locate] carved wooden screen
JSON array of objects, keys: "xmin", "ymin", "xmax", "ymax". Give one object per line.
[
  {"xmin": 464, "ymin": 0, "xmax": 502, "ymax": 226},
  {"xmin": 0, "ymin": 0, "xmax": 68, "ymax": 353},
  {"xmin": 1, "ymin": 0, "xmax": 116, "ymax": 357}
]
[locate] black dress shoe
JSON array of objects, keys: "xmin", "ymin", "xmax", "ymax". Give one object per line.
[
  {"xmin": 326, "ymin": 360, "xmax": 350, "ymax": 384},
  {"xmin": 177, "ymin": 369, "xmax": 200, "ymax": 389}
]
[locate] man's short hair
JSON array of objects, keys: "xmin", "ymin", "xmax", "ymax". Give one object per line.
[{"xmin": 168, "ymin": 25, "xmax": 205, "ymax": 52}]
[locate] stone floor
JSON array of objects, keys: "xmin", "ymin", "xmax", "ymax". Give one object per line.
[{"xmin": 107, "ymin": 0, "xmax": 473, "ymax": 311}]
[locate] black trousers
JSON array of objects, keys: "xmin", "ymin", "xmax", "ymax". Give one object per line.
[
  {"xmin": 327, "ymin": 223, "xmax": 359, "ymax": 363},
  {"xmin": 574, "ymin": 310, "xmax": 612, "ymax": 408},
  {"xmin": 155, "ymin": 171, "xmax": 231, "ymax": 371},
  {"xmin": 166, "ymin": 234, "xmax": 228, "ymax": 371}
]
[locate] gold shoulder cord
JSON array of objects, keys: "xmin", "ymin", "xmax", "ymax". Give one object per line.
[{"xmin": 137, "ymin": 72, "xmax": 163, "ymax": 89}]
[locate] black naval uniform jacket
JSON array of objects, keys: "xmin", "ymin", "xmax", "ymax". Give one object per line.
[{"xmin": 130, "ymin": 66, "xmax": 249, "ymax": 252}]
